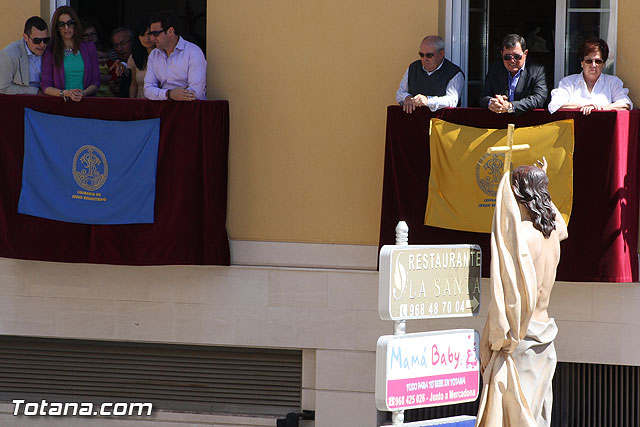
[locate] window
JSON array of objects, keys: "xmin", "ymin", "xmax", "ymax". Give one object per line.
[{"xmin": 555, "ymin": 0, "xmax": 618, "ymax": 85}]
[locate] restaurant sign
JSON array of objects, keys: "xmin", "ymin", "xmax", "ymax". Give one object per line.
[{"xmin": 379, "ymin": 245, "xmax": 481, "ymax": 320}]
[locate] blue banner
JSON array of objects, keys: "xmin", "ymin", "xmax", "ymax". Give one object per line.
[{"xmin": 18, "ymin": 109, "xmax": 160, "ymax": 224}]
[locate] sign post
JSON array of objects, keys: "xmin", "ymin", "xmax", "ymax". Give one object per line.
[{"xmin": 376, "ymin": 223, "xmax": 481, "ymax": 427}]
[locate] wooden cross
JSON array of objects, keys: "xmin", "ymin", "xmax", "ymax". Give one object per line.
[{"xmin": 487, "ymin": 123, "xmax": 530, "ymax": 174}]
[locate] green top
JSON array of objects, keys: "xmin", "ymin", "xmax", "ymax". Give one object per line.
[{"xmin": 63, "ymin": 50, "xmax": 84, "ymax": 90}]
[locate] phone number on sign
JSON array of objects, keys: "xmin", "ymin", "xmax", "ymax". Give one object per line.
[
  {"xmin": 403, "ymin": 300, "xmax": 471, "ymax": 317},
  {"xmin": 387, "ymin": 393, "xmax": 426, "ymax": 408}
]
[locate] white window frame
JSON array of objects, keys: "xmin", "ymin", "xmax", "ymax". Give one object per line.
[
  {"xmin": 445, "ymin": 0, "xmax": 469, "ymax": 107},
  {"xmin": 555, "ymin": 0, "xmax": 618, "ymax": 86},
  {"xmin": 50, "ymin": 0, "xmax": 70, "ymax": 19}
]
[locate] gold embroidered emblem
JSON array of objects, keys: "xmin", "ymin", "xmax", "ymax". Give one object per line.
[
  {"xmin": 72, "ymin": 145, "xmax": 108, "ymax": 191},
  {"xmin": 475, "ymin": 153, "xmax": 511, "ymax": 197}
]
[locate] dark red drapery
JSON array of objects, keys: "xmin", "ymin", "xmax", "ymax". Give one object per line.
[
  {"xmin": 379, "ymin": 106, "xmax": 640, "ymax": 282},
  {"xmin": 0, "ymin": 94, "xmax": 230, "ymax": 265}
]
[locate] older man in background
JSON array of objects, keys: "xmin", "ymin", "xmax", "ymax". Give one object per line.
[
  {"xmin": 0, "ymin": 16, "xmax": 49, "ymax": 94},
  {"xmin": 396, "ymin": 35, "xmax": 464, "ymax": 113},
  {"xmin": 111, "ymin": 27, "xmax": 133, "ymax": 97}
]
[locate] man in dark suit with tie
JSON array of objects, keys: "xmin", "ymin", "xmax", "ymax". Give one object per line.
[{"xmin": 480, "ymin": 34, "xmax": 548, "ymax": 114}]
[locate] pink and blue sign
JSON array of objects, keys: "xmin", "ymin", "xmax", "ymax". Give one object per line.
[
  {"xmin": 401, "ymin": 415, "xmax": 476, "ymax": 427},
  {"xmin": 375, "ymin": 329, "xmax": 480, "ymax": 411}
]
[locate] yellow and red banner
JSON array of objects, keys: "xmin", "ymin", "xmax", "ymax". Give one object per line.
[{"xmin": 425, "ymin": 118, "xmax": 574, "ymax": 233}]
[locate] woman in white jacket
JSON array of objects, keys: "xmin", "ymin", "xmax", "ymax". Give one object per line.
[{"xmin": 548, "ymin": 38, "xmax": 632, "ymax": 115}]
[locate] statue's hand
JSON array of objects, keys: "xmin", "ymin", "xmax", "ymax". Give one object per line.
[{"xmin": 535, "ymin": 156, "xmax": 548, "ymax": 174}]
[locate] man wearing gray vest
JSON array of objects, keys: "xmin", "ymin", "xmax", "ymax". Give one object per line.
[{"xmin": 396, "ymin": 35, "xmax": 464, "ymax": 114}]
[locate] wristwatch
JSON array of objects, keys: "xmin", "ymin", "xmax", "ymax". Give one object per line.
[{"xmin": 507, "ymin": 103, "xmax": 514, "ymax": 114}]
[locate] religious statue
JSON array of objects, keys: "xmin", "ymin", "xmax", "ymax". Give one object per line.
[{"xmin": 476, "ymin": 158, "xmax": 568, "ymax": 427}]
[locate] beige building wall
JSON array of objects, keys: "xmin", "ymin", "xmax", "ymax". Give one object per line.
[
  {"xmin": 0, "ymin": 0, "xmax": 41, "ymax": 47},
  {"xmin": 207, "ymin": 0, "xmax": 439, "ymax": 246}
]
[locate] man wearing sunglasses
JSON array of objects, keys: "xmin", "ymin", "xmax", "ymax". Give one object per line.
[
  {"xmin": 396, "ymin": 35, "xmax": 464, "ymax": 113},
  {"xmin": 0, "ymin": 16, "xmax": 49, "ymax": 94},
  {"xmin": 480, "ymin": 34, "xmax": 548, "ymax": 114},
  {"xmin": 144, "ymin": 10, "xmax": 207, "ymax": 101}
]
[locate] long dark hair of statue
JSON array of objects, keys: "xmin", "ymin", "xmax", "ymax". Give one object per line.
[{"xmin": 511, "ymin": 165, "xmax": 556, "ymax": 239}]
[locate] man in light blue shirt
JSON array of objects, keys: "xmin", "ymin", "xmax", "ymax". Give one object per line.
[
  {"xmin": 144, "ymin": 11, "xmax": 207, "ymax": 101},
  {"xmin": 0, "ymin": 16, "xmax": 49, "ymax": 94}
]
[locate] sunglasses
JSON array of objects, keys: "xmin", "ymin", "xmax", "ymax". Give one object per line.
[
  {"xmin": 56, "ymin": 19, "xmax": 76, "ymax": 29},
  {"xmin": 149, "ymin": 29, "xmax": 167, "ymax": 37},
  {"xmin": 419, "ymin": 52, "xmax": 436, "ymax": 58},
  {"xmin": 27, "ymin": 34, "xmax": 50, "ymax": 45},
  {"xmin": 583, "ymin": 58, "xmax": 604, "ymax": 65},
  {"xmin": 503, "ymin": 53, "xmax": 523, "ymax": 61},
  {"xmin": 83, "ymin": 31, "xmax": 98, "ymax": 40}
]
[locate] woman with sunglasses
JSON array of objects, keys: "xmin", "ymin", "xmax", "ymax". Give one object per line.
[
  {"xmin": 41, "ymin": 6, "xmax": 100, "ymax": 102},
  {"xmin": 548, "ymin": 38, "xmax": 632, "ymax": 115},
  {"xmin": 127, "ymin": 16, "xmax": 155, "ymax": 98}
]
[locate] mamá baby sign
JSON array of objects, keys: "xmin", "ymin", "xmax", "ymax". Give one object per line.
[{"xmin": 375, "ymin": 329, "xmax": 480, "ymax": 411}]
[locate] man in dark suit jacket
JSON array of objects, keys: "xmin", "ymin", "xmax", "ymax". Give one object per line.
[{"xmin": 480, "ymin": 34, "xmax": 547, "ymax": 114}]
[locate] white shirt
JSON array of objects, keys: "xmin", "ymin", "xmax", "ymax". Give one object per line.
[
  {"xmin": 548, "ymin": 72, "xmax": 632, "ymax": 114},
  {"xmin": 144, "ymin": 36, "xmax": 207, "ymax": 100},
  {"xmin": 395, "ymin": 60, "xmax": 464, "ymax": 111}
]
